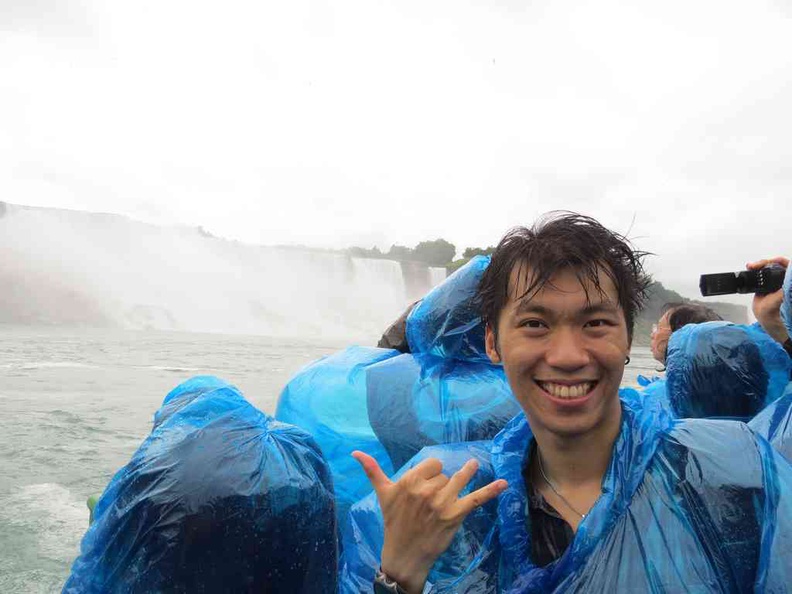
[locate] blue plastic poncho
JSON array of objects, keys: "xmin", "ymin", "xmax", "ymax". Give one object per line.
[
  {"xmin": 341, "ymin": 389, "xmax": 792, "ymax": 593},
  {"xmin": 750, "ymin": 382, "xmax": 792, "ymax": 462},
  {"xmin": 665, "ymin": 321, "xmax": 791, "ymax": 419},
  {"xmin": 782, "ymin": 263, "xmax": 792, "ymax": 337},
  {"xmin": 406, "ymin": 255, "xmax": 491, "ymax": 362},
  {"xmin": 64, "ymin": 376, "xmax": 338, "ymax": 594},
  {"xmin": 276, "ymin": 257, "xmax": 519, "ymax": 531},
  {"xmin": 276, "ymin": 346, "xmax": 400, "ymax": 531},
  {"xmin": 366, "ymin": 352, "xmax": 519, "ymax": 472}
]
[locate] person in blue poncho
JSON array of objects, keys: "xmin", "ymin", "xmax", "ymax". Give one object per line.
[
  {"xmin": 64, "ymin": 377, "xmax": 338, "ymax": 594},
  {"xmin": 649, "ymin": 302, "xmax": 722, "ymax": 366},
  {"xmin": 350, "ymin": 213, "xmax": 792, "ymax": 593}
]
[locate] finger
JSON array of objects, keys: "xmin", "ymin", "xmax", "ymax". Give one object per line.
[
  {"xmin": 746, "ymin": 259, "xmax": 770, "ymax": 270},
  {"xmin": 420, "ymin": 473, "xmax": 450, "ymax": 494},
  {"xmin": 442, "ymin": 458, "xmax": 480, "ymax": 498},
  {"xmin": 455, "ymin": 479, "xmax": 509, "ymax": 518},
  {"xmin": 403, "ymin": 457, "xmax": 444, "ymax": 482},
  {"xmin": 767, "ymin": 256, "xmax": 790, "ymax": 268},
  {"xmin": 747, "ymin": 257, "xmax": 789, "ymax": 270},
  {"xmin": 351, "ymin": 450, "xmax": 392, "ymax": 494}
]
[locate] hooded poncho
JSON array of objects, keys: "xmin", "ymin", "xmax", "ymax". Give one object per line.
[
  {"xmin": 63, "ymin": 376, "xmax": 338, "ymax": 594},
  {"xmin": 644, "ymin": 321, "xmax": 791, "ymax": 421}
]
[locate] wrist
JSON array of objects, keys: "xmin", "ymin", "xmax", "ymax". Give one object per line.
[
  {"xmin": 760, "ymin": 318, "xmax": 790, "ymax": 344},
  {"xmin": 374, "ymin": 568, "xmax": 410, "ymax": 594},
  {"xmin": 380, "ymin": 552, "xmax": 431, "ymax": 594}
]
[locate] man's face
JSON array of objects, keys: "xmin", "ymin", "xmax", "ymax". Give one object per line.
[
  {"xmin": 484, "ymin": 265, "xmax": 629, "ymax": 438},
  {"xmin": 651, "ymin": 311, "xmax": 672, "ymax": 364}
]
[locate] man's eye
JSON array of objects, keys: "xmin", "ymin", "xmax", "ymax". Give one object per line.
[
  {"xmin": 519, "ymin": 319, "xmax": 545, "ymax": 329},
  {"xmin": 586, "ymin": 319, "xmax": 613, "ymax": 328}
]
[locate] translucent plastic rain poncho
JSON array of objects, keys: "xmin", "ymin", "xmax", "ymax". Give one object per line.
[
  {"xmin": 275, "ymin": 257, "xmax": 519, "ymax": 530},
  {"xmin": 276, "ymin": 346, "xmax": 401, "ymax": 531},
  {"xmin": 750, "ymin": 382, "xmax": 792, "ymax": 462},
  {"xmin": 340, "ymin": 389, "xmax": 792, "ymax": 593},
  {"xmin": 406, "ymin": 255, "xmax": 491, "ymax": 362},
  {"xmin": 665, "ymin": 321, "xmax": 791, "ymax": 420},
  {"xmin": 63, "ymin": 376, "xmax": 338, "ymax": 594},
  {"xmin": 782, "ymin": 263, "xmax": 792, "ymax": 337},
  {"xmin": 366, "ymin": 354, "xmax": 517, "ymax": 472}
]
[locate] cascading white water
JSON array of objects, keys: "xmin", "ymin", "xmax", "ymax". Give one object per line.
[{"xmin": 0, "ymin": 203, "xmax": 445, "ymax": 341}]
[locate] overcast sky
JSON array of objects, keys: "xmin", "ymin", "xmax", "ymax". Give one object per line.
[{"xmin": 1, "ymin": 0, "xmax": 791, "ymax": 301}]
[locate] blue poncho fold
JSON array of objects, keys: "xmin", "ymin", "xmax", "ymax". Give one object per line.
[
  {"xmin": 782, "ymin": 264, "xmax": 792, "ymax": 337},
  {"xmin": 407, "ymin": 256, "xmax": 491, "ymax": 362},
  {"xmin": 64, "ymin": 376, "xmax": 338, "ymax": 594},
  {"xmin": 750, "ymin": 382, "xmax": 792, "ymax": 462},
  {"xmin": 366, "ymin": 353, "xmax": 519, "ymax": 471},
  {"xmin": 276, "ymin": 346, "xmax": 400, "ymax": 533},
  {"xmin": 340, "ymin": 389, "xmax": 792, "ymax": 593}
]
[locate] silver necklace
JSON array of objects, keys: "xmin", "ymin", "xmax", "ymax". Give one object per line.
[{"xmin": 536, "ymin": 451, "xmax": 587, "ymax": 519}]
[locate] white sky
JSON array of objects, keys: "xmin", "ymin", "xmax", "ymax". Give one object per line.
[{"xmin": 1, "ymin": 0, "xmax": 791, "ymax": 301}]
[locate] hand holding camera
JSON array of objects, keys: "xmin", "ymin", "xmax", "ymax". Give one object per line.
[{"xmin": 700, "ymin": 257, "xmax": 789, "ymax": 345}]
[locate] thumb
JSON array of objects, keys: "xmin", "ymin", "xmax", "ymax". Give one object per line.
[{"xmin": 352, "ymin": 450, "xmax": 392, "ymax": 494}]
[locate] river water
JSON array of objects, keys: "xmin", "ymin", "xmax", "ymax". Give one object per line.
[{"xmin": 0, "ymin": 325, "xmax": 659, "ymax": 593}]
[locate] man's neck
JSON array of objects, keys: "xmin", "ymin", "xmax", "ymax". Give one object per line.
[{"xmin": 532, "ymin": 401, "xmax": 622, "ymax": 488}]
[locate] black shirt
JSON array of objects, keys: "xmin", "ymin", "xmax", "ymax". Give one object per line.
[{"xmin": 523, "ymin": 441, "xmax": 574, "ymax": 567}]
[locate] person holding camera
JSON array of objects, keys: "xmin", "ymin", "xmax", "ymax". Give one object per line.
[{"xmin": 348, "ymin": 213, "xmax": 792, "ymax": 593}]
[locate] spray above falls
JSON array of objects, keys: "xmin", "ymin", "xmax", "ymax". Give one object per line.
[{"xmin": 0, "ymin": 203, "xmax": 446, "ymax": 341}]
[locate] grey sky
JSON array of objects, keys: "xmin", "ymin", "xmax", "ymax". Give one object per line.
[{"xmin": 1, "ymin": 0, "xmax": 791, "ymax": 302}]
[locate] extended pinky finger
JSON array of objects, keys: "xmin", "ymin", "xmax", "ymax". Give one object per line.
[{"xmin": 456, "ymin": 479, "xmax": 508, "ymax": 517}]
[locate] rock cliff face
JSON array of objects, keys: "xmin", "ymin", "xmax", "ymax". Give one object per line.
[{"xmin": 0, "ymin": 203, "xmax": 444, "ymax": 340}]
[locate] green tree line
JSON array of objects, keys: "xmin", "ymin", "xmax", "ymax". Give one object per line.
[{"xmin": 346, "ymin": 239, "xmax": 457, "ymax": 268}]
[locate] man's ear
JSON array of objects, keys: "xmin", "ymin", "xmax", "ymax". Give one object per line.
[{"xmin": 485, "ymin": 324, "xmax": 501, "ymax": 364}]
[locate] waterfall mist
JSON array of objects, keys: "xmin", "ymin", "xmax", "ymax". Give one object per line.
[{"xmin": 0, "ymin": 203, "xmax": 446, "ymax": 342}]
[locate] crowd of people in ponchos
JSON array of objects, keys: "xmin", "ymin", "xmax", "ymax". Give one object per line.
[{"xmin": 64, "ymin": 215, "xmax": 792, "ymax": 593}]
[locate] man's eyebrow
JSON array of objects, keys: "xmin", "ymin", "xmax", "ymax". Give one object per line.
[
  {"xmin": 513, "ymin": 301, "xmax": 552, "ymax": 316},
  {"xmin": 580, "ymin": 303, "xmax": 620, "ymax": 315},
  {"xmin": 512, "ymin": 301, "xmax": 619, "ymax": 316}
]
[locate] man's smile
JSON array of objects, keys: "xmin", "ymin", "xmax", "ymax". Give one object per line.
[{"xmin": 535, "ymin": 380, "xmax": 598, "ymax": 400}]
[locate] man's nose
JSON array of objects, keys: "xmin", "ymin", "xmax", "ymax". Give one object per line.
[{"xmin": 544, "ymin": 327, "xmax": 590, "ymax": 369}]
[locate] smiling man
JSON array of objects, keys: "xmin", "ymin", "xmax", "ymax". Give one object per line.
[{"xmin": 352, "ymin": 213, "xmax": 792, "ymax": 593}]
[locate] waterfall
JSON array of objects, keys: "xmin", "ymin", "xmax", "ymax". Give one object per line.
[{"xmin": 0, "ymin": 203, "xmax": 445, "ymax": 341}]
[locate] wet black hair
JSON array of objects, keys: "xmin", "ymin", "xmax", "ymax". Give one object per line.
[
  {"xmin": 477, "ymin": 212, "xmax": 652, "ymax": 344},
  {"xmin": 664, "ymin": 303, "xmax": 723, "ymax": 332}
]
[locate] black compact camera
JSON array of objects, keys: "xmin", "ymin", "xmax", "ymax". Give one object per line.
[{"xmin": 699, "ymin": 265, "xmax": 785, "ymax": 297}]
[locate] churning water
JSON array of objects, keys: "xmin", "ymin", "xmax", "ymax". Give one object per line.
[{"xmin": 0, "ymin": 325, "xmax": 659, "ymax": 592}]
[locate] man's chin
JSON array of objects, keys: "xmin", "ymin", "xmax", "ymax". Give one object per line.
[
  {"xmin": 545, "ymin": 422, "xmax": 597, "ymax": 439},
  {"xmin": 525, "ymin": 415, "xmax": 599, "ymax": 439}
]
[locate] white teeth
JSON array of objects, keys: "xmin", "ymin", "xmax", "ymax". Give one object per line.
[{"xmin": 539, "ymin": 382, "xmax": 593, "ymax": 399}]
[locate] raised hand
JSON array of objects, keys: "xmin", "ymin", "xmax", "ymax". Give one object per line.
[
  {"xmin": 747, "ymin": 256, "xmax": 789, "ymax": 344},
  {"xmin": 352, "ymin": 451, "xmax": 508, "ymax": 594}
]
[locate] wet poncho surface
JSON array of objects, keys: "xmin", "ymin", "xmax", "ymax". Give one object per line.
[
  {"xmin": 276, "ymin": 346, "xmax": 401, "ymax": 532},
  {"xmin": 406, "ymin": 255, "xmax": 491, "ymax": 362},
  {"xmin": 63, "ymin": 376, "xmax": 338, "ymax": 594},
  {"xmin": 750, "ymin": 382, "xmax": 792, "ymax": 462},
  {"xmin": 276, "ymin": 257, "xmax": 519, "ymax": 531},
  {"xmin": 782, "ymin": 264, "xmax": 792, "ymax": 337},
  {"xmin": 665, "ymin": 321, "xmax": 791, "ymax": 419},
  {"xmin": 340, "ymin": 389, "xmax": 792, "ymax": 593}
]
